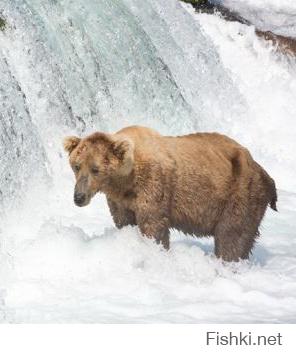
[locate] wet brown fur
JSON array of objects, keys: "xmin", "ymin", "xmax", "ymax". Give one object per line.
[{"xmin": 64, "ymin": 125, "xmax": 277, "ymax": 262}]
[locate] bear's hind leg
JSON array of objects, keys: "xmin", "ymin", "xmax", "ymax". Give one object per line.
[
  {"xmin": 214, "ymin": 195, "xmax": 269, "ymax": 262},
  {"xmin": 214, "ymin": 229, "xmax": 257, "ymax": 262},
  {"xmin": 215, "ymin": 181, "xmax": 271, "ymax": 261}
]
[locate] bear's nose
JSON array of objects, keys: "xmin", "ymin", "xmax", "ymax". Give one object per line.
[{"xmin": 74, "ymin": 192, "xmax": 86, "ymax": 206}]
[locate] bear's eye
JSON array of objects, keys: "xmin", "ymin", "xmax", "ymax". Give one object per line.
[
  {"xmin": 91, "ymin": 166, "xmax": 99, "ymax": 175},
  {"xmin": 74, "ymin": 164, "xmax": 80, "ymax": 172}
]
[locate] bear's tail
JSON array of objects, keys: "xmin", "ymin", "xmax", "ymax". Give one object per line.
[
  {"xmin": 257, "ymin": 163, "xmax": 278, "ymax": 212},
  {"xmin": 231, "ymin": 149, "xmax": 278, "ymax": 212},
  {"xmin": 269, "ymin": 178, "xmax": 278, "ymax": 211}
]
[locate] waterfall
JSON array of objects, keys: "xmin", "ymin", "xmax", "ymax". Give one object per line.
[{"xmin": 0, "ymin": 0, "xmax": 245, "ymax": 208}]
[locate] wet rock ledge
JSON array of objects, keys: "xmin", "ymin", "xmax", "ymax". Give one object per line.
[{"xmin": 181, "ymin": 0, "xmax": 296, "ymax": 57}]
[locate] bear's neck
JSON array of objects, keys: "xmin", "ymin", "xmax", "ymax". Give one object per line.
[{"xmin": 104, "ymin": 170, "xmax": 135, "ymax": 200}]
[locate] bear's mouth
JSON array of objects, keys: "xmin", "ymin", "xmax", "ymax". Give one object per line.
[{"xmin": 73, "ymin": 192, "xmax": 91, "ymax": 207}]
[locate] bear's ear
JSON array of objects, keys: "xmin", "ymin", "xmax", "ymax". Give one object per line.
[
  {"xmin": 63, "ymin": 136, "xmax": 81, "ymax": 154},
  {"xmin": 111, "ymin": 137, "xmax": 134, "ymax": 175}
]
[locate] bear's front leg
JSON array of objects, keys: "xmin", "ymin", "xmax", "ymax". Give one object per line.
[
  {"xmin": 136, "ymin": 211, "xmax": 170, "ymax": 250},
  {"xmin": 107, "ymin": 198, "xmax": 136, "ymax": 229}
]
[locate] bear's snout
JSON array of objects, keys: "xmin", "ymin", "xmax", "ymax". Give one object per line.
[
  {"xmin": 74, "ymin": 192, "xmax": 87, "ymax": 206},
  {"xmin": 74, "ymin": 176, "xmax": 91, "ymax": 207}
]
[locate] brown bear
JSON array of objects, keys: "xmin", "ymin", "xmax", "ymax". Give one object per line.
[{"xmin": 63, "ymin": 125, "xmax": 277, "ymax": 262}]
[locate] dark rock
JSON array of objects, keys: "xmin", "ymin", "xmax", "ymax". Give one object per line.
[{"xmin": 0, "ymin": 16, "xmax": 6, "ymax": 31}]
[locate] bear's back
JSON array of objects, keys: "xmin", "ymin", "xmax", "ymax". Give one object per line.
[
  {"xmin": 116, "ymin": 126, "xmax": 243, "ymax": 155},
  {"xmin": 115, "ymin": 126, "xmax": 252, "ymax": 173},
  {"xmin": 115, "ymin": 125, "xmax": 161, "ymax": 141}
]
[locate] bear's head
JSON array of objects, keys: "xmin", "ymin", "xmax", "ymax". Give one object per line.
[{"xmin": 63, "ymin": 132, "xmax": 134, "ymax": 207}]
